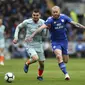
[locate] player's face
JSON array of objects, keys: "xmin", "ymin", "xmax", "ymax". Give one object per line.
[
  {"xmin": 32, "ymin": 12, "xmax": 40, "ymax": 23},
  {"xmin": 52, "ymin": 8, "xmax": 60, "ymax": 19}
]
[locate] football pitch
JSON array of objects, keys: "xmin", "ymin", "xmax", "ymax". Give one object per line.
[{"xmin": 0, "ymin": 58, "xmax": 85, "ymax": 85}]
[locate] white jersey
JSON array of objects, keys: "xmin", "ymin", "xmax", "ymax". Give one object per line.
[
  {"xmin": 14, "ymin": 18, "xmax": 46, "ymax": 52},
  {"xmin": 0, "ymin": 25, "xmax": 5, "ymax": 48},
  {"xmin": 0, "ymin": 25, "xmax": 5, "ymax": 40}
]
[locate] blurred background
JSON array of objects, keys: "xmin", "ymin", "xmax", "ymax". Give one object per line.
[{"xmin": 0, "ymin": 0, "xmax": 85, "ymax": 59}]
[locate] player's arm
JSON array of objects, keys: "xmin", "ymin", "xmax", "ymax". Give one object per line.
[
  {"xmin": 31, "ymin": 18, "xmax": 51, "ymax": 38},
  {"xmin": 41, "ymin": 20, "xmax": 48, "ymax": 39},
  {"xmin": 28, "ymin": 24, "xmax": 48, "ymax": 41},
  {"xmin": 13, "ymin": 21, "xmax": 26, "ymax": 44},
  {"xmin": 43, "ymin": 29, "xmax": 49, "ymax": 38},
  {"xmin": 25, "ymin": 18, "xmax": 51, "ymax": 42},
  {"xmin": 65, "ymin": 14, "xmax": 85, "ymax": 29},
  {"xmin": 70, "ymin": 21, "xmax": 85, "ymax": 29}
]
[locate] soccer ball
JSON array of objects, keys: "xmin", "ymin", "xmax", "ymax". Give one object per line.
[{"xmin": 4, "ymin": 72, "xmax": 15, "ymax": 83}]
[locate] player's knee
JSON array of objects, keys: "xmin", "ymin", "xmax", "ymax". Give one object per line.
[
  {"xmin": 32, "ymin": 56, "xmax": 39, "ymax": 61},
  {"xmin": 56, "ymin": 54, "xmax": 63, "ymax": 62}
]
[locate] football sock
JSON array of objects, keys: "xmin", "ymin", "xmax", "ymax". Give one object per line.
[
  {"xmin": 38, "ymin": 69, "xmax": 44, "ymax": 77},
  {"xmin": 0, "ymin": 53, "xmax": 4, "ymax": 62},
  {"xmin": 0, "ymin": 56, "xmax": 1, "ymax": 62},
  {"xmin": 26, "ymin": 59, "xmax": 33, "ymax": 65},
  {"xmin": 0, "ymin": 56, "xmax": 4, "ymax": 62},
  {"xmin": 26, "ymin": 58, "xmax": 37, "ymax": 65},
  {"xmin": 58, "ymin": 62, "xmax": 67, "ymax": 74}
]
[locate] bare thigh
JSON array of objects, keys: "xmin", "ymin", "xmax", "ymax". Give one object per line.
[{"xmin": 54, "ymin": 49, "xmax": 63, "ymax": 63}]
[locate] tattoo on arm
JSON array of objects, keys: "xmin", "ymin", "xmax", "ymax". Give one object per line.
[
  {"xmin": 71, "ymin": 21, "xmax": 85, "ymax": 29},
  {"xmin": 75, "ymin": 23, "xmax": 83, "ymax": 28}
]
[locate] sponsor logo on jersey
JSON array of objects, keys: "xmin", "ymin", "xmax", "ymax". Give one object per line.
[
  {"xmin": 54, "ymin": 22, "xmax": 56, "ymax": 24},
  {"xmin": 61, "ymin": 19, "xmax": 64, "ymax": 22}
]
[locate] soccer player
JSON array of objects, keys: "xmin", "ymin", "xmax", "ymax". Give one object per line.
[
  {"xmin": 13, "ymin": 9, "xmax": 47, "ymax": 81},
  {"xmin": 27, "ymin": 6, "xmax": 85, "ymax": 80},
  {"xmin": 0, "ymin": 19, "xmax": 6, "ymax": 65}
]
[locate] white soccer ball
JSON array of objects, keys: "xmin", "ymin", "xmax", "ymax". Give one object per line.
[{"xmin": 4, "ymin": 72, "xmax": 15, "ymax": 83}]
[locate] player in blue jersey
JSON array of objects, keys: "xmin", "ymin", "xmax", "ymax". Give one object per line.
[{"xmin": 26, "ymin": 6, "xmax": 85, "ymax": 80}]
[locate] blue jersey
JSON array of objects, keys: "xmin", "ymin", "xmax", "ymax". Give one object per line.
[{"xmin": 45, "ymin": 14, "xmax": 72, "ymax": 41}]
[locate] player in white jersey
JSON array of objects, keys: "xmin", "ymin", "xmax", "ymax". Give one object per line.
[
  {"xmin": 13, "ymin": 9, "xmax": 47, "ymax": 81},
  {"xmin": 0, "ymin": 19, "xmax": 5, "ymax": 65}
]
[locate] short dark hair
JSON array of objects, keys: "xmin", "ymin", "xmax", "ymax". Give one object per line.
[{"xmin": 33, "ymin": 9, "xmax": 40, "ymax": 13}]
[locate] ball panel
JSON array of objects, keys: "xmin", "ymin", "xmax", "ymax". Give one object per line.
[
  {"xmin": 4, "ymin": 75, "xmax": 8, "ymax": 80},
  {"xmin": 4, "ymin": 72, "xmax": 15, "ymax": 83}
]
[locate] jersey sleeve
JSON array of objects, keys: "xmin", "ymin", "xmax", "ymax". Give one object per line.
[
  {"xmin": 14, "ymin": 20, "xmax": 27, "ymax": 40},
  {"xmin": 44, "ymin": 17, "xmax": 52, "ymax": 27},
  {"xmin": 65, "ymin": 15, "xmax": 72, "ymax": 23}
]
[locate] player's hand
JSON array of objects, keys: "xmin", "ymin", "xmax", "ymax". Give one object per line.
[
  {"xmin": 12, "ymin": 39, "xmax": 18, "ymax": 44},
  {"xmin": 24, "ymin": 37, "xmax": 33, "ymax": 42}
]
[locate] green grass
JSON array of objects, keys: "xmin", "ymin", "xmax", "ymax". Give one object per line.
[{"xmin": 0, "ymin": 58, "xmax": 85, "ymax": 85}]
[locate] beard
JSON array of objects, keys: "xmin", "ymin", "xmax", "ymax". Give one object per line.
[
  {"xmin": 53, "ymin": 14, "xmax": 60, "ymax": 19},
  {"xmin": 33, "ymin": 19, "xmax": 39, "ymax": 23}
]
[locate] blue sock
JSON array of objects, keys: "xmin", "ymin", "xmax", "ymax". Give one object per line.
[{"xmin": 58, "ymin": 62, "xmax": 67, "ymax": 74}]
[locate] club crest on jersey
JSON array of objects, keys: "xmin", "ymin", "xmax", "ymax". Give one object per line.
[
  {"xmin": 38, "ymin": 25, "xmax": 41, "ymax": 27},
  {"xmin": 54, "ymin": 22, "xmax": 56, "ymax": 24},
  {"xmin": 61, "ymin": 19, "xmax": 64, "ymax": 22},
  {"xmin": 46, "ymin": 20, "xmax": 48, "ymax": 22},
  {"xmin": 53, "ymin": 46, "xmax": 56, "ymax": 49}
]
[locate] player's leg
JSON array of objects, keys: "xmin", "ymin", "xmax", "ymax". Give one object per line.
[
  {"xmin": 0, "ymin": 48, "xmax": 4, "ymax": 65},
  {"xmin": 0, "ymin": 39, "xmax": 5, "ymax": 65},
  {"xmin": 62, "ymin": 55, "xmax": 70, "ymax": 80},
  {"xmin": 37, "ymin": 52, "xmax": 45, "ymax": 81},
  {"xmin": 54, "ymin": 49, "xmax": 70, "ymax": 80},
  {"xmin": 62, "ymin": 41, "xmax": 70, "ymax": 80},
  {"xmin": 62, "ymin": 41, "xmax": 69, "ymax": 63},
  {"xmin": 52, "ymin": 42, "xmax": 70, "ymax": 80},
  {"xmin": 37, "ymin": 61, "xmax": 44, "ymax": 81},
  {"xmin": 63, "ymin": 55, "xmax": 69, "ymax": 63},
  {"xmin": 24, "ymin": 47, "xmax": 39, "ymax": 73}
]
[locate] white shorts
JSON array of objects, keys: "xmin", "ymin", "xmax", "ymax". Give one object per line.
[
  {"xmin": 0, "ymin": 39, "xmax": 5, "ymax": 48},
  {"xmin": 26, "ymin": 47, "xmax": 45, "ymax": 61}
]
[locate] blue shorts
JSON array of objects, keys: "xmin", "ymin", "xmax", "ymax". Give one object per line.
[{"xmin": 51, "ymin": 40, "xmax": 68, "ymax": 55}]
